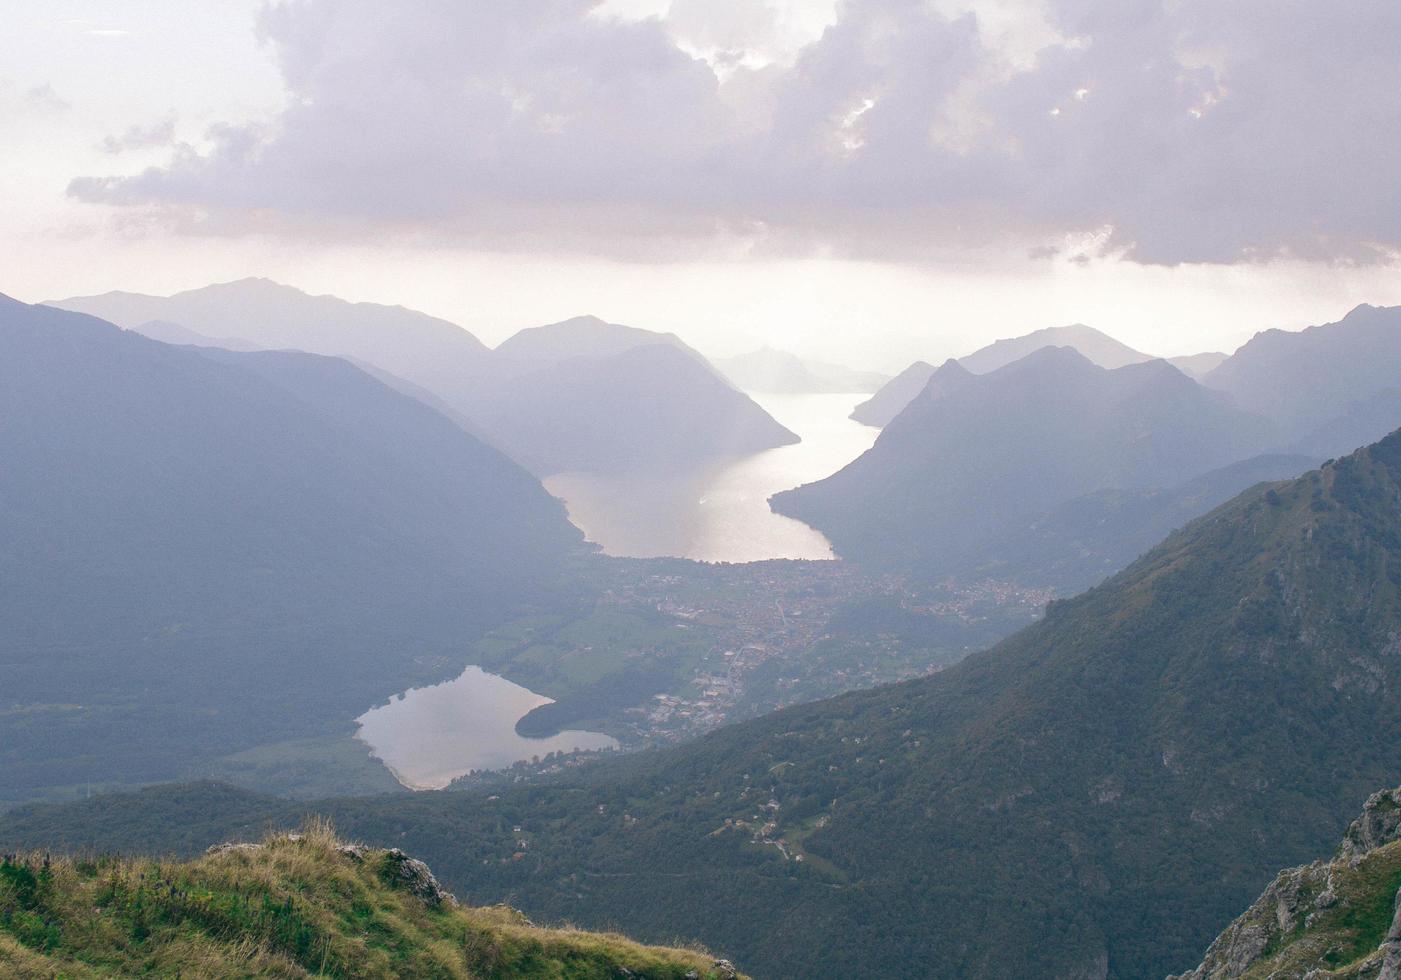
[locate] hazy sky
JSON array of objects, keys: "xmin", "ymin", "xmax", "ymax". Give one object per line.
[{"xmin": 4, "ymin": 0, "xmax": 1400, "ymax": 371}]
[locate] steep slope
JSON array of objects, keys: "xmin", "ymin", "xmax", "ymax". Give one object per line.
[
  {"xmin": 475, "ymin": 343, "xmax": 798, "ymax": 475},
  {"xmin": 950, "ymin": 452, "xmax": 1318, "ymax": 592},
  {"xmin": 848, "ymin": 359, "xmax": 936, "ymax": 426},
  {"xmin": 776, "ymin": 348, "xmax": 1274, "ymax": 571},
  {"xmin": 1204, "ymin": 304, "xmax": 1401, "ymax": 456},
  {"xmin": 715, "ymin": 346, "xmax": 887, "ymax": 394},
  {"xmin": 958, "ymin": 322, "xmax": 1153, "ymax": 374},
  {"xmin": 14, "ymin": 431, "xmax": 1401, "ymax": 979},
  {"xmin": 1171, "ymin": 787, "xmax": 1401, "ymax": 979},
  {"xmin": 0, "ymin": 295, "xmax": 581, "ymax": 802},
  {"xmin": 49, "ymin": 278, "xmax": 493, "ymax": 409},
  {"xmin": 0, "ymin": 823, "xmax": 743, "ymax": 979},
  {"xmin": 852, "ymin": 325, "xmax": 1154, "ymax": 427}
]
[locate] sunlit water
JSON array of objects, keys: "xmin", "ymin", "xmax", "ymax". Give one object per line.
[
  {"xmin": 544, "ymin": 392, "xmax": 879, "ymax": 562},
  {"xmin": 356, "ymin": 666, "xmax": 618, "ymax": 790},
  {"xmin": 358, "ymin": 395, "xmax": 876, "ymax": 788}
]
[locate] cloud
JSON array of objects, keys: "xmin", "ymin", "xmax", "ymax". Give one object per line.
[
  {"xmin": 98, "ymin": 119, "xmax": 178, "ymax": 154},
  {"xmin": 67, "ymin": 0, "xmax": 1401, "ymax": 265}
]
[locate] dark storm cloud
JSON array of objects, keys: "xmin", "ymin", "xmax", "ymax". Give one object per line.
[{"xmin": 68, "ymin": 0, "xmax": 1401, "ymax": 264}]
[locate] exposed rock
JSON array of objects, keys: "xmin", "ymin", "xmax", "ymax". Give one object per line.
[
  {"xmin": 336, "ymin": 843, "xmax": 367, "ymax": 863},
  {"xmin": 204, "ymin": 841, "xmax": 262, "ymax": 856},
  {"xmin": 1379, "ymin": 890, "xmax": 1401, "ymax": 980},
  {"xmin": 381, "ymin": 847, "xmax": 457, "ymax": 907},
  {"xmin": 1172, "ymin": 787, "xmax": 1401, "ymax": 979},
  {"xmin": 1339, "ymin": 787, "xmax": 1401, "ymax": 860},
  {"xmin": 712, "ymin": 959, "xmax": 740, "ymax": 979}
]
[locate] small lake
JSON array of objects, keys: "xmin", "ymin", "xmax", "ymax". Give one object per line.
[
  {"xmin": 545, "ymin": 392, "xmax": 879, "ymax": 562},
  {"xmin": 356, "ymin": 666, "xmax": 618, "ymax": 790}
]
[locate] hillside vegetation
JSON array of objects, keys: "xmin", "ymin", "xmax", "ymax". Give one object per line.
[
  {"xmin": 10, "ymin": 431, "xmax": 1401, "ymax": 977},
  {"xmin": 0, "ymin": 820, "xmax": 742, "ymax": 979}
]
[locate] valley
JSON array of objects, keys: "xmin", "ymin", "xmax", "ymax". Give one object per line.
[
  {"xmin": 10, "ymin": 10, "xmax": 1401, "ymax": 976},
  {"xmin": 225, "ymin": 555, "xmax": 1048, "ymax": 798}
]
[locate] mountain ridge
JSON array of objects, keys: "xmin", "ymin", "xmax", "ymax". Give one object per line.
[
  {"xmin": 49, "ymin": 281, "xmax": 798, "ymax": 476},
  {"xmin": 779, "ymin": 345, "xmax": 1275, "ymax": 572},
  {"xmin": 1204, "ymin": 303, "xmax": 1401, "ymax": 456},
  {"xmin": 0, "ymin": 294, "xmax": 582, "ymax": 803},
  {"xmin": 851, "ymin": 323, "xmax": 1155, "ymax": 427}
]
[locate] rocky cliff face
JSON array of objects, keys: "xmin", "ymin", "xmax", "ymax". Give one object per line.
[{"xmin": 1172, "ymin": 788, "xmax": 1401, "ymax": 979}]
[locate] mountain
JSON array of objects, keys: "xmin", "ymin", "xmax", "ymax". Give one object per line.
[
  {"xmin": 494, "ymin": 313, "xmax": 699, "ymax": 370},
  {"xmin": 959, "ymin": 322, "xmax": 1153, "ymax": 374},
  {"xmin": 851, "ymin": 325, "xmax": 1154, "ymax": 427},
  {"xmin": 49, "ymin": 278, "xmax": 493, "ymax": 406},
  {"xmin": 475, "ymin": 341, "xmax": 799, "ymax": 475},
  {"xmin": 714, "ymin": 346, "xmax": 888, "ymax": 394},
  {"xmin": 0, "ymin": 294, "xmax": 582, "ymax": 803},
  {"xmin": 1204, "ymin": 304, "xmax": 1401, "ymax": 456},
  {"xmin": 0, "ymin": 822, "xmax": 743, "ymax": 979},
  {"xmin": 482, "ymin": 315, "xmax": 798, "ymax": 474},
  {"xmin": 14, "ymin": 429, "xmax": 1401, "ymax": 978},
  {"xmin": 776, "ymin": 348, "xmax": 1275, "ymax": 572},
  {"xmin": 949, "ymin": 452, "xmax": 1318, "ymax": 593},
  {"xmin": 848, "ymin": 359, "xmax": 936, "ymax": 426},
  {"xmin": 50, "ymin": 287, "xmax": 797, "ymax": 476},
  {"xmin": 1168, "ymin": 351, "xmax": 1229, "ymax": 379},
  {"xmin": 1171, "ymin": 786, "xmax": 1401, "ymax": 979}
]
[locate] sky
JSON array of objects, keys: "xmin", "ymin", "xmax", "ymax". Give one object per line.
[{"xmin": 3, "ymin": 0, "xmax": 1400, "ymax": 372}]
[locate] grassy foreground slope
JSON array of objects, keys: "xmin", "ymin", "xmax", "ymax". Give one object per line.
[{"xmin": 0, "ymin": 821, "xmax": 742, "ymax": 979}]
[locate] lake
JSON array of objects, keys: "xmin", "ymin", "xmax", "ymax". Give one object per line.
[
  {"xmin": 358, "ymin": 394, "xmax": 877, "ymax": 789},
  {"xmin": 356, "ymin": 666, "xmax": 618, "ymax": 790},
  {"xmin": 544, "ymin": 392, "xmax": 879, "ymax": 562}
]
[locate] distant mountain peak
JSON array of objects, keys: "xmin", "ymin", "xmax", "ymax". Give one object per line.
[
  {"xmin": 856, "ymin": 324, "xmax": 1156, "ymax": 427},
  {"xmin": 960, "ymin": 324, "xmax": 1152, "ymax": 375},
  {"xmin": 1203, "ymin": 303, "xmax": 1401, "ymax": 454},
  {"xmin": 551, "ymin": 313, "xmax": 610, "ymax": 327},
  {"xmin": 990, "ymin": 343, "xmax": 1099, "ymax": 376}
]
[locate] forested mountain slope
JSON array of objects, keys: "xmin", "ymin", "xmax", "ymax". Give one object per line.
[
  {"xmin": 0, "ymin": 295, "xmax": 582, "ymax": 802},
  {"xmin": 11, "ymin": 430, "xmax": 1401, "ymax": 978}
]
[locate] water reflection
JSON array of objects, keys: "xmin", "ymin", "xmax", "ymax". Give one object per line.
[
  {"xmin": 545, "ymin": 392, "xmax": 878, "ymax": 562},
  {"xmin": 356, "ymin": 666, "xmax": 617, "ymax": 790}
]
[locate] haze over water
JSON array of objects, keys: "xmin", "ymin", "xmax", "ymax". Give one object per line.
[{"xmin": 545, "ymin": 392, "xmax": 879, "ymax": 562}]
